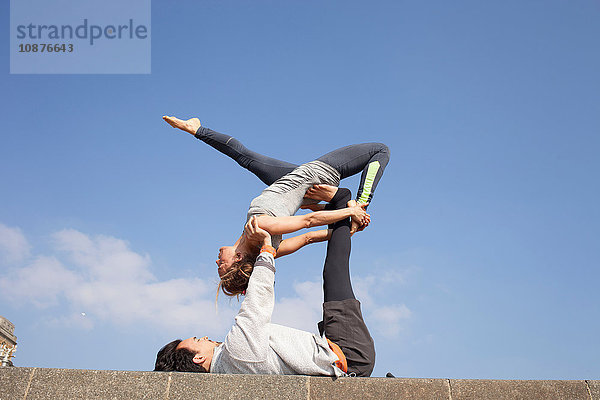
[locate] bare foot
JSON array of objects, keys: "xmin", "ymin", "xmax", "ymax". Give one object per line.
[
  {"xmin": 348, "ymin": 200, "xmax": 369, "ymax": 234},
  {"xmin": 163, "ymin": 116, "xmax": 201, "ymax": 135},
  {"xmin": 305, "ymin": 184, "xmax": 339, "ymax": 202}
]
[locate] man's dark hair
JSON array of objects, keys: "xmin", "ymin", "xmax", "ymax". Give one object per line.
[{"xmin": 154, "ymin": 339, "xmax": 207, "ymax": 373}]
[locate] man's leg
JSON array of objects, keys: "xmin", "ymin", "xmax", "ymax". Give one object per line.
[
  {"xmin": 316, "ymin": 143, "xmax": 390, "ymax": 206},
  {"xmin": 319, "ymin": 188, "xmax": 376, "ymax": 377}
]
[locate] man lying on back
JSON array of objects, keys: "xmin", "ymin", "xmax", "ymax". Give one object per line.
[{"xmin": 154, "ymin": 188, "xmax": 375, "ymax": 377}]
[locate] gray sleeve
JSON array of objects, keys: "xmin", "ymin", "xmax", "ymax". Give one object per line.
[{"xmin": 223, "ymin": 253, "xmax": 275, "ymax": 362}]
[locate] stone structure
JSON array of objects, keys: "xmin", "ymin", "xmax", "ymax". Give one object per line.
[
  {"xmin": 0, "ymin": 316, "xmax": 17, "ymax": 367},
  {"xmin": 0, "ymin": 368, "xmax": 599, "ymax": 400}
]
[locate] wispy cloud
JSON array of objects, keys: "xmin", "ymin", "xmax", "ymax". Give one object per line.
[
  {"xmin": 0, "ymin": 223, "xmax": 413, "ymax": 340},
  {"xmin": 370, "ymin": 304, "xmax": 412, "ymax": 337},
  {"xmin": 0, "ymin": 225, "xmax": 234, "ymax": 337},
  {"xmin": 0, "ymin": 223, "xmax": 31, "ymax": 264},
  {"xmin": 272, "ymin": 280, "xmax": 323, "ymax": 333}
]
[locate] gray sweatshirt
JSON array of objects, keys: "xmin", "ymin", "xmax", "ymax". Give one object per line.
[
  {"xmin": 209, "ymin": 252, "xmax": 344, "ymax": 376},
  {"xmin": 246, "ymin": 161, "xmax": 341, "ymax": 249}
]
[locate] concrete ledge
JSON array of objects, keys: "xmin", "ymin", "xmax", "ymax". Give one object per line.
[{"xmin": 1, "ymin": 367, "xmax": 598, "ymax": 400}]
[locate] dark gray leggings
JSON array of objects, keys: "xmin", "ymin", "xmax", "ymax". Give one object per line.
[{"xmin": 195, "ymin": 126, "xmax": 390, "ymax": 205}]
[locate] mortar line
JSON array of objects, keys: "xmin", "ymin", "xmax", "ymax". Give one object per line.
[
  {"xmin": 585, "ymin": 380, "xmax": 592, "ymax": 400},
  {"xmin": 23, "ymin": 367, "xmax": 36, "ymax": 400},
  {"xmin": 164, "ymin": 373, "xmax": 172, "ymax": 400},
  {"xmin": 306, "ymin": 377, "xmax": 311, "ymax": 400},
  {"xmin": 446, "ymin": 378, "xmax": 454, "ymax": 400}
]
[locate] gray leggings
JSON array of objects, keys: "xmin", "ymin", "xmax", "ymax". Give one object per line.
[{"xmin": 195, "ymin": 126, "xmax": 390, "ymax": 205}]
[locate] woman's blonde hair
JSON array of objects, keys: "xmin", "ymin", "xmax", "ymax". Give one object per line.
[{"xmin": 217, "ymin": 254, "xmax": 256, "ymax": 298}]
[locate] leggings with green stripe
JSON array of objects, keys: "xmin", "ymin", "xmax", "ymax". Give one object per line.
[{"xmin": 195, "ymin": 126, "xmax": 390, "ymax": 205}]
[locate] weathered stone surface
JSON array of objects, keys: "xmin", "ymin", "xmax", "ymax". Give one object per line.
[
  {"xmin": 25, "ymin": 368, "xmax": 168, "ymax": 400},
  {"xmin": 1, "ymin": 368, "xmax": 598, "ymax": 400},
  {"xmin": 168, "ymin": 372, "xmax": 309, "ymax": 400},
  {"xmin": 588, "ymin": 380, "xmax": 600, "ymax": 400},
  {"xmin": 309, "ymin": 376, "xmax": 450, "ymax": 400},
  {"xmin": 450, "ymin": 379, "xmax": 590, "ymax": 400},
  {"xmin": 0, "ymin": 367, "xmax": 34, "ymax": 400}
]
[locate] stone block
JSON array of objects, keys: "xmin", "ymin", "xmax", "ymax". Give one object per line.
[
  {"xmin": 168, "ymin": 372, "xmax": 309, "ymax": 400},
  {"xmin": 450, "ymin": 379, "xmax": 590, "ymax": 400},
  {"xmin": 0, "ymin": 367, "xmax": 34, "ymax": 400},
  {"xmin": 309, "ymin": 376, "xmax": 450, "ymax": 400},
  {"xmin": 25, "ymin": 368, "xmax": 168, "ymax": 400}
]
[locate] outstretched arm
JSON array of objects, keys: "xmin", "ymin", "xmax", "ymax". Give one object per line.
[
  {"xmin": 225, "ymin": 229, "xmax": 275, "ymax": 361},
  {"xmin": 275, "ymin": 229, "xmax": 331, "ymax": 258},
  {"xmin": 254, "ymin": 205, "xmax": 369, "ymax": 236}
]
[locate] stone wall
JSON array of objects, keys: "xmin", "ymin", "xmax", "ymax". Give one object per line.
[{"xmin": 1, "ymin": 367, "xmax": 599, "ymax": 400}]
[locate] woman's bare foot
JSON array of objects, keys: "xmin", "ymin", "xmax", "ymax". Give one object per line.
[
  {"xmin": 163, "ymin": 116, "xmax": 201, "ymax": 135},
  {"xmin": 348, "ymin": 200, "xmax": 369, "ymax": 234},
  {"xmin": 305, "ymin": 184, "xmax": 339, "ymax": 202}
]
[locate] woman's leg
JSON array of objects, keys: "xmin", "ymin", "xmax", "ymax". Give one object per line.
[
  {"xmin": 195, "ymin": 126, "xmax": 298, "ymax": 186},
  {"xmin": 164, "ymin": 116, "xmax": 297, "ymax": 186},
  {"xmin": 316, "ymin": 143, "xmax": 390, "ymax": 206}
]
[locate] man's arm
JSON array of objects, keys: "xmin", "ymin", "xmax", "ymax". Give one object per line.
[{"xmin": 224, "ymin": 224, "xmax": 275, "ymax": 362}]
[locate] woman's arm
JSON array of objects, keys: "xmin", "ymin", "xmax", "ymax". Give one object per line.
[
  {"xmin": 255, "ymin": 205, "xmax": 369, "ymax": 236},
  {"xmin": 275, "ymin": 229, "xmax": 331, "ymax": 258}
]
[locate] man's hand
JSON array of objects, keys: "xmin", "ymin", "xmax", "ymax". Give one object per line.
[
  {"xmin": 304, "ymin": 184, "xmax": 339, "ymax": 202},
  {"xmin": 244, "ymin": 216, "xmax": 272, "ymax": 247}
]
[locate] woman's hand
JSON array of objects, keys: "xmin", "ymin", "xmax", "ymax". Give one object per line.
[
  {"xmin": 349, "ymin": 203, "xmax": 371, "ymax": 229},
  {"xmin": 348, "ymin": 200, "xmax": 369, "ymax": 234},
  {"xmin": 244, "ymin": 216, "xmax": 272, "ymax": 247},
  {"xmin": 304, "ymin": 184, "xmax": 339, "ymax": 202}
]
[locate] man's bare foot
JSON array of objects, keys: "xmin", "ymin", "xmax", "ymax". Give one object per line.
[
  {"xmin": 305, "ymin": 184, "xmax": 339, "ymax": 202},
  {"xmin": 348, "ymin": 200, "xmax": 369, "ymax": 234},
  {"xmin": 163, "ymin": 116, "xmax": 201, "ymax": 135}
]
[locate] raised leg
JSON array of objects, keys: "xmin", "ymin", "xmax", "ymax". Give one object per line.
[
  {"xmin": 322, "ymin": 188, "xmax": 355, "ymax": 302},
  {"xmin": 164, "ymin": 116, "xmax": 297, "ymax": 185},
  {"xmin": 319, "ymin": 187, "xmax": 376, "ymax": 377},
  {"xmin": 316, "ymin": 143, "xmax": 390, "ymax": 206}
]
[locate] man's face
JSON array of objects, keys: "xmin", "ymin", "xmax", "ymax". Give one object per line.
[
  {"xmin": 177, "ymin": 336, "xmax": 219, "ymax": 357},
  {"xmin": 216, "ymin": 246, "xmax": 239, "ymax": 278}
]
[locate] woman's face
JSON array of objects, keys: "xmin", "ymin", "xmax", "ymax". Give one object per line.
[{"xmin": 216, "ymin": 246, "xmax": 238, "ymax": 278}]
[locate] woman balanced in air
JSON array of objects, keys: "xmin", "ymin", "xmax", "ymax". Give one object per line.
[{"xmin": 163, "ymin": 116, "xmax": 390, "ymax": 296}]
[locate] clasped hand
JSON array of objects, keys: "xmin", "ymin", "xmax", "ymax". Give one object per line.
[{"xmin": 244, "ymin": 216, "xmax": 272, "ymax": 246}]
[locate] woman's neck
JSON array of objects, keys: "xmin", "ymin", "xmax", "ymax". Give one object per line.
[{"xmin": 234, "ymin": 233, "xmax": 260, "ymax": 256}]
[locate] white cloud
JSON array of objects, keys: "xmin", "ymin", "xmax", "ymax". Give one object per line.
[
  {"xmin": 272, "ymin": 280, "xmax": 323, "ymax": 333},
  {"xmin": 370, "ymin": 304, "xmax": 412, "ymax": 338},
  {"xmin": 0, "ymin": 255, "xmax": 79, "ymax": 308},
  {"xmin": 0, "ymin": 223, "xmax": 415, "ymax": 340},
  {"xmin": 0, "ymin": 225, "xmax": 234, "ymax": 337},
  {"xmin": 270, "ymin": 270, "xmax": 414, "ymax": 339},
  {"xmin": 0, "ymin": 223, "xmax": 31, "ymax": 264},
  {"xmin": 348, "ymin": 267, "xmax": 415, "ymax": 338}
]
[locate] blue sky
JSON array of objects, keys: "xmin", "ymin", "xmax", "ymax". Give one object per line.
[{"xmin": 1, "ymin": 0, "xmax": 599, "ymax": 379}]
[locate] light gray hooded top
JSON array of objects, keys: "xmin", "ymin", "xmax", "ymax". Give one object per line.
[{"xmin": 209, "ymin": 252, "xmax": 344, "ymax": 376}]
